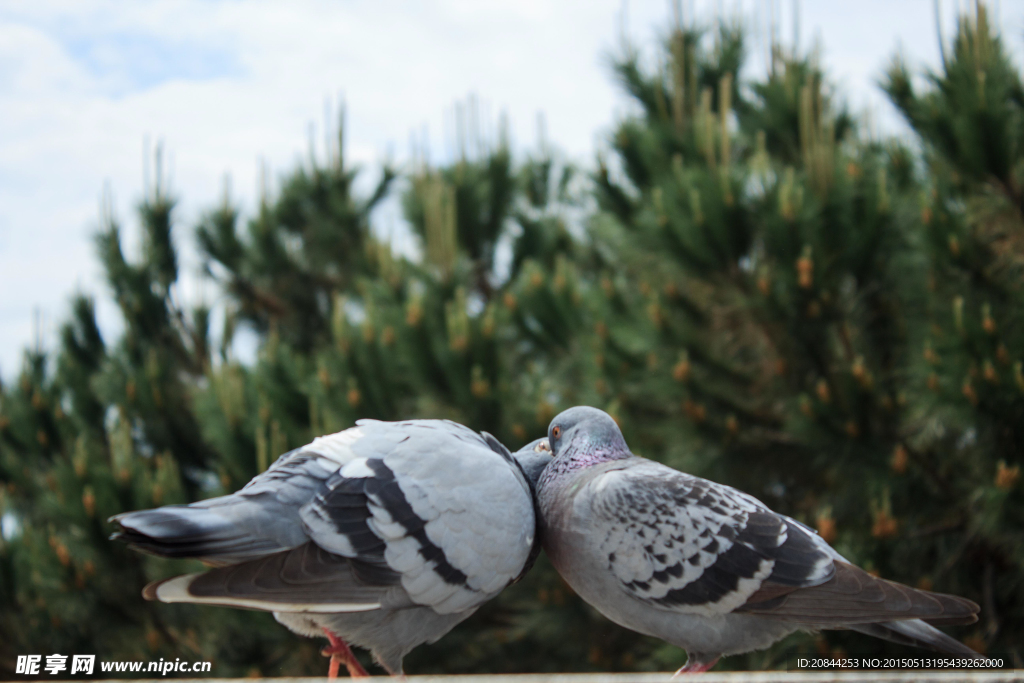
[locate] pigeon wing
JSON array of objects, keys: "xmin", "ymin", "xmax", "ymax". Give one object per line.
[
  {"xmin": 128, "ymin": 424, "xmax": 397, "ymax": 611},
  {"xmin": 137, "ymin": 420, "xmax": 535, "ymax": 615},
  {"xmin": 112, "ymin": 426, "xmax": 371, "ymax": 565},
  {"xmin": 587, "ymin": 459, "xmax": 835, "ymax": 617},
  {"xmin": 735, "ymin": 559, "xmax": 979, "ymax": 626},
  {"xmin": 300, "ymin": 419, "xmax": 537, "ymax": 614}
]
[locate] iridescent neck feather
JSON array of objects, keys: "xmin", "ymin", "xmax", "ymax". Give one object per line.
[{"xmin": 541, "ymin": 433, "xmax": 631, "ymax": 484}]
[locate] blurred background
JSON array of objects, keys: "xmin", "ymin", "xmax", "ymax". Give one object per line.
[{"xmin": 1, "ymin": 0, "xmax": 1022, "ymax": 676}]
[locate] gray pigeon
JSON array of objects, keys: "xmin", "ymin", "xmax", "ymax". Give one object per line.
[
  {"xmin": 111, "ymin": 419, "xmax": 552, "ymax": 677},
  {"xmin": 537, "ymin": 406, "xmax": 980, "ymax": 674}
]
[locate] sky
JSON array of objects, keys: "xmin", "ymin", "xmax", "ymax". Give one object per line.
[{"xmin": 1, "ymin": 0, "xmax": 1022, "ymax": 380}]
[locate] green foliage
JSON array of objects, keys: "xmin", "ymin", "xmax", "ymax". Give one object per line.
[
  {"xmin": 197, "ymin": 118, "xmax": 397, "ymax": 353},
  {"xmin": 1, "ymin": 4, "xmax": 1021, "ymax": 676}
]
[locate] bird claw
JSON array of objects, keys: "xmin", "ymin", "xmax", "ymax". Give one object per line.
[{"xmin": 321, "ymin": 628, "xmax": 369, "ymax": 678}]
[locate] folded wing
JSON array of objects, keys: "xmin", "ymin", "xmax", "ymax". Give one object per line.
[{"xmin": 113, "ymin": 420, "xmax": 536, "ymax": 617}]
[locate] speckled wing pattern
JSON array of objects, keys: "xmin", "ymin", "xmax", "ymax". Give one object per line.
[{"xmin": 589, "ymin": 459, "xmax": 835, "ymax": 616}]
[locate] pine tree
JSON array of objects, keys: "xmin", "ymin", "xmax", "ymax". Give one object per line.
[
  {"xmin": 883, "ymin": 3, "xmax": 1024, "ymax": 658},
  {"xmin": 0, "ymin": 159, "xmax": 331, "ymax": 677}
]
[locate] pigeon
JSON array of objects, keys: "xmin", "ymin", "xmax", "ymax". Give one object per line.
[
  {"xmin": 536, "ymin": 406, "xmax": 981, "ymax": 674},
  {"xmin": 111, "ymin": 419, "xmax": 552, "ymax": 677}
]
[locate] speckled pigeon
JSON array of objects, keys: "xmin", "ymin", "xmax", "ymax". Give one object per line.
[
  {"xmin": 111, "ymin": 420, "xmax": 552, "ymax": 677},
  {"xmin": 537, "ymin": 406, "xmax": 980, "ymax": 674}
]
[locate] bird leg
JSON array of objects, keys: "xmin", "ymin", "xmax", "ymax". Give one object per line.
[
  {"xmin": 321, "ymin": 627, "xmax": 369, "ymax": 678},
  {"xmin": 671, "ymin": 653, "xmax": 720, "ymax": 677}
]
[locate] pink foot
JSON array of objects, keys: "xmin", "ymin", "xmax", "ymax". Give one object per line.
[
  {"xmin": 321, "ymin": 628, "xmax": 369, "ymax": 678},
  {"xmin": 671, "ymin": 653, "xmax": 720, "ymax": 677}
]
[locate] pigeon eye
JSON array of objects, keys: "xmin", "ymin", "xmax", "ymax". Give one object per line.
[
  {"xmin": 535, "ymin": 440, "xmax": 551, "ymax": 452},
  {"xmin": 552, "ymin": 426, "xmax": 562, "ymax": 438}
]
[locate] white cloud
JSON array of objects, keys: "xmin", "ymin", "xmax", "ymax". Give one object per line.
[{"xmin": 0, "ymin": 0, "xmax": 1021, "ymax": 379}]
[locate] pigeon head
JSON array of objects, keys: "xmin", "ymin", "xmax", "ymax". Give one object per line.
[
  {"xmin": 546, "ymin": 406, "xmax": 630, "ymax": 466},
  {"xmin": 512, "ymin": 437, "xmax": 553, "ymax": 488}
]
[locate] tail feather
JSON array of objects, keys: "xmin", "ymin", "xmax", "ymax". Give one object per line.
[
  {"xmin": 111, "ymin": 506, "xmax": 283, "ymax": 564},
  {"xmin": 139, "ymin": 543, "xmax": 384, "ymax": 614},
  {"xmin": 849, "ymin": 619, "xmax": 982, "ymax": 658},
  {"xmin": 740, "ymin": 561, "xmax": 980, "ymax": 626}
]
